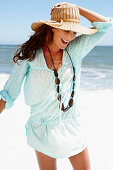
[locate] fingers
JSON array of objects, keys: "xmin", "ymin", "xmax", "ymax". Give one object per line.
[
  {"xmin": 53, "ymin": 2, "xmax": 69, "ymax": 7},
  {"xmin": 50, "ymin": 2, "xmax": 69, "ymax": 15},
  {"xmin": 50, "ymin": 2, "xmax": 77, "ymax": 16}
]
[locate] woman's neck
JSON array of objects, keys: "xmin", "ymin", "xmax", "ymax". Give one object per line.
[
  {"xmin": 46, "ymin": 43, "xmax": 62, "ymax": 54},
  {"xmin": 43, "ymin": 44, "xmax": 63, "ymax": 60}
]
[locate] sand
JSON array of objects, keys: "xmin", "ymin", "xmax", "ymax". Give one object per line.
[{"xmin": 0, "ymin": 74, "xmax": 113, "ymax": 170}]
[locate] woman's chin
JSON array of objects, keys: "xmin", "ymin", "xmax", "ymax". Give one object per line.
[{"xmin": 60, "ymin": 43, "xmax": 68, "ymax": 48}]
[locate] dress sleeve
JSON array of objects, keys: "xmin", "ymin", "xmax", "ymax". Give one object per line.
[
  {"xmin": 68, "ymin": 17, "xmax": 113, "ymax": 61},
  {"xmin": 0, "ymin": 59, "xmax": 30, "ymax": 109}
]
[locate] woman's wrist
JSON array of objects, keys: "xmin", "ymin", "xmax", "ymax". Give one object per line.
[{"xmin": 0, "ymin": 99, "xmax": 6, "ymax": 114}]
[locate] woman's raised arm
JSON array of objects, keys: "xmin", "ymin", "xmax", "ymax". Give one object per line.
[
  {"xmin": 77, "ymin": 5, "xmax": 109, "ymax": 22},
  {"xmin": 51, "ymin": 2, "xmax": 109, "ymax": 22}
]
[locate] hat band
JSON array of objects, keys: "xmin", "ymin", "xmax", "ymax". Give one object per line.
[{"xmin": 51, "ymin": 18, "xmax": 80, "ymax": 23}]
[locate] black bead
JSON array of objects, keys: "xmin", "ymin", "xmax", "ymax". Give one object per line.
[
  {"xmin": 55, "ymin": 78, "xmax": 60, "ymax": 84},
  {"xmin": 63, "ymin": 107, "xmax": 70, "ymax": 112},
  {"xmin": 58, "ymin": 94, "xmax": 61, "ymax": 101},
  {"xmin": 54, "ymin": 69, "xmax": 58, "ymax": 77},
  {"xmin": 57, "ymin": 86, "xmax": 59, "ymax": 93},
  {"xmin": 73, "ymin": 83, "xmax": 75, "ymax": 89},
  {"xmin": 69, "ymin": 98, "xmax": 73, "ymax": 107},
  {"xmin": 61, "ymin": 103, "xmax": 64, "ymax": 110},
  {"xmin": 71, "ymin": 91, "xmax": 74, "ymax": 97},
  {"xmin": 73, "ymin": 67, "xmax": 75, "ymax": 72},
  {"xmin": 73, "ymin": 74, "xmax": 75, "ymax": 81}
]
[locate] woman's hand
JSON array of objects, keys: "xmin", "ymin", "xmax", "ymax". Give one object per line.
[
  {"xmin": 52, "ymin": 2, "xmax": 70, "ymax": 7},
  {"xmin": 0, "ymin": 99, "xmax": 6, "ymax": 114},
  {"xmin": 50, "ymin": 2, "xmax": 77, "ymax": 15}
]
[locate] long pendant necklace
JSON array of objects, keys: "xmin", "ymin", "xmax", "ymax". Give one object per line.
[
  {"xmin": 47, "ymin": 45, "xmax": 76, "ymax": 112},
  {"xmin": 51, "ymin": 58, "xmax": 62, "ymax": 71}
]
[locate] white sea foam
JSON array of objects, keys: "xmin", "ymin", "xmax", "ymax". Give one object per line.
[
  {"xmin": 82, "ymin": 67, "xmax": 106, "ymax": 79},
  {"xmin": 0, "ymin": 74, "xmax": 9, "ymax": 78},
  {"xmin": 81, "ymin": 67, "xmax": 113, "ymax": 90}
]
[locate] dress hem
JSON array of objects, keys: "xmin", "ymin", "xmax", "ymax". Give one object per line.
[{"xmin": 26, "ymin": 140, "xmax": 88, "ymax": 159}]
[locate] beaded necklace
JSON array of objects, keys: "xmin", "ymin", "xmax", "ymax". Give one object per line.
[{"xmin": 43, "ymin": 45, "xmax": 76, "ymax": 112}]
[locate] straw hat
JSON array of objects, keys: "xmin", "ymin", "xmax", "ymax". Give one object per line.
[{"xmin": 31, "ymin": 2, "xmax": 98, "ymax": 35}]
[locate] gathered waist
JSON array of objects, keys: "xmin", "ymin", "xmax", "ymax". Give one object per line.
[
  {"xmin": 31, "ymin": 115, "xmax": 78, "ymax": 125},
  {"xmin": 25, "ymin": 113, "xmax": 80, "ymax": 145}
]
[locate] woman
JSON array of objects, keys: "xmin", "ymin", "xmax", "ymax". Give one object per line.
[{"xmin": 0, "ymin": 2, "xmax": 113, "ymax": 170}]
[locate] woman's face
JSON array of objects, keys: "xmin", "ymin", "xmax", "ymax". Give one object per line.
[{"xmin": 51, "ymin": 27, "xmax": 77, "ymax": 50}]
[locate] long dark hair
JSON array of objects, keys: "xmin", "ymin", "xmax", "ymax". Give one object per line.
[{"xmin": 13, "ymin": 24, "xmax": 53, "ymax": 64}]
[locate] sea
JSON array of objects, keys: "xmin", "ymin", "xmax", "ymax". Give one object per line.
[{"xmin": 0, "ymin": 45, "xmax": 113, "ymax": 91}]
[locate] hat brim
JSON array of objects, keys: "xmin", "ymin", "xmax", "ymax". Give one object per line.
[{"xmin": 31, "ymin": 20, "xmax": 98, "ymax": 35}]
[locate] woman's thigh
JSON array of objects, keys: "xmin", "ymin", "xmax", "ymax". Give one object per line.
[
  {"xmin": 68, "ymin": 147, "xmax": 91, "ymax": 170},
  {"xmin": 35, "ymin": 150, "xmax": 57, "ymax": 170}
]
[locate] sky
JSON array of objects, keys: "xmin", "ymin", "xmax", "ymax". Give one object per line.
[{"xmin": 0, "ymin": 0, "xmax": 113, "ymax": 45}]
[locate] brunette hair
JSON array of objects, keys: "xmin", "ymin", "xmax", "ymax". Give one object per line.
[{"xmin": 13, "ymin": 24, "xmax": 53, "ymax": 64}]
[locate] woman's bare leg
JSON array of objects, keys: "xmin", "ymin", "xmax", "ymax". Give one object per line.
[
  {"xmin": 35, "ymin": 150, "xmax": 57, "ymax": 170},
  {"xmin": 68, "ymin": 147, "xmax": 91, "ymax": 170}
]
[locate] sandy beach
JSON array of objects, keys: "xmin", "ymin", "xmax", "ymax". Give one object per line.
[{"xmin": 0, "ymin": 74, "xmax": 113, "ymax": 170}]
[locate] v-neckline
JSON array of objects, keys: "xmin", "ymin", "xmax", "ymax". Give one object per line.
[{"xmin": 41, "ymin": 46, "xmax": 65, "ymax": 73}]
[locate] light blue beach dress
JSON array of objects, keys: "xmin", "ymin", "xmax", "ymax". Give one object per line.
[{"xmin": 0, "ymin": 17, "xmax": 113, "ymax": 158}]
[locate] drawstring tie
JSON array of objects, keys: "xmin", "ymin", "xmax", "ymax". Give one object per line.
[
  {"xmin": 40, "ymin": 119, "xmax": 49, "ymax": 144},
  {"xmin": 40, "ymin": 112, "xmax": 62, "ymax": 144},
  {"xmin": 25, "ymin": 111, "xmax": 63, "ymax": 145}
]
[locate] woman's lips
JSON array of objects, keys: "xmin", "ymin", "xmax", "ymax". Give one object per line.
[{"xmin": 61, "ymin": 39, "xmax": 69, "ymax": 45}]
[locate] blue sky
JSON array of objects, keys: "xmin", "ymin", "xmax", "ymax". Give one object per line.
[{"xmin": 0, "ymin": 0, "xmax": 113, "ymax": 45}]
